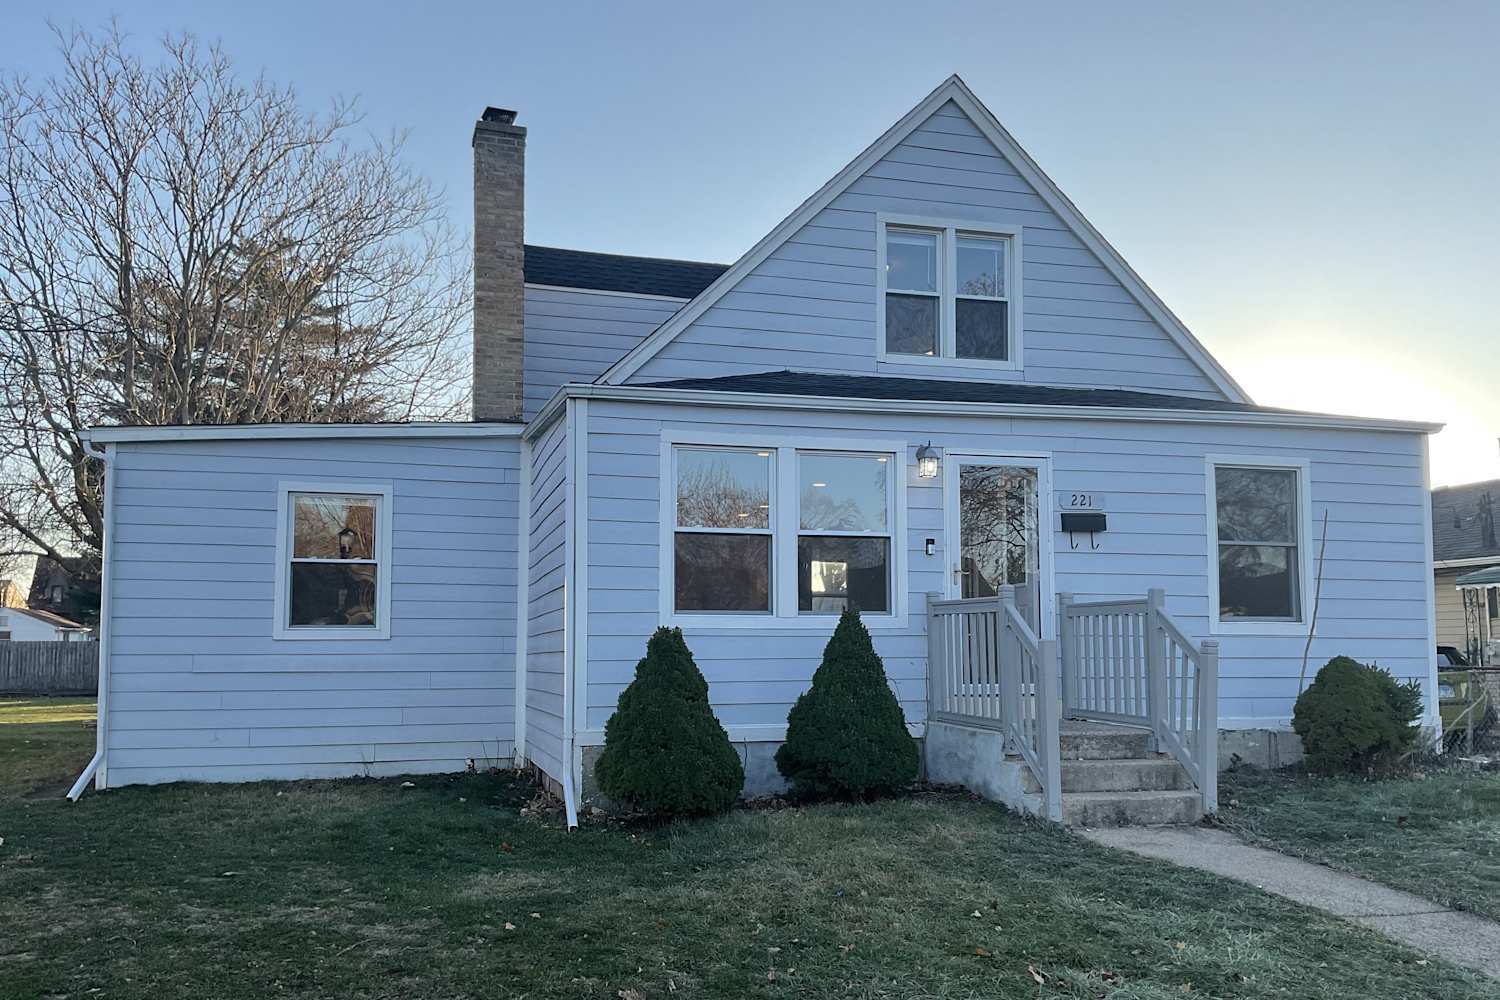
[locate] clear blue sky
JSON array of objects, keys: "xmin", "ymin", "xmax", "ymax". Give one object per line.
[{"xmin": 5, "ymin": 1, "xmax": 1496, "ymax": 485}]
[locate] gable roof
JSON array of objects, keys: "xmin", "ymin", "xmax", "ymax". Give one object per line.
[
  {"xmin": 645, "ymin": 370, "xmax": 1270, "ymax": 412},
  {"xmin": 1433, "ymin": 479, "xmax": 1500, "ymax": 563},
  {"xmin": 596, "ymin": 75, "xmax": 1250, "ymax": 402},
  {"xmin": 523, "ymin": 245, "xmax": 727, "ymax": 299},
  {"xmin": 8, "ymin": 607, "xmax": 88, "ymax": 630}
]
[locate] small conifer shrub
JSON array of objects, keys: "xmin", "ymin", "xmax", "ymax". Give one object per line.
[
  {"xmin": 776, "ymin": 606, "xmax": 919, "ymax": 799},
  {"xmin": 594, "ymin": 627, "xmax": 743, "ymax": 815},
  {"xmin": 1292, "ymin": 656, "xmax": 1424, "ymax": 773}
]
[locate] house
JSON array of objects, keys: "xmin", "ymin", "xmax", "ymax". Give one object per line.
[
  {"xmin": 1431, "ymin": 479, "xmax": 1500, "ymax": 662},
  {"xmin": 28, "ymin": 556, "xmax": 100, "ymax": 628},
  {"xmin": 0, "ymin": 606, "xmax": 92, "ymax": 641},
  {"xmin": 71, "ymin": 78, "xmax": 1441, "ymax": 823}
]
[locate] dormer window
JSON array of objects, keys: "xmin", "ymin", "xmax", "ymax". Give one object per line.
[{"xmin": 877, "ymin": 216, "xmax": 1022, "ymax": 370}]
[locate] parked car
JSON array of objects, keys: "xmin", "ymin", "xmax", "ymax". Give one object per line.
[{"xmin": 1438, "ymin": 644, "xmax": 1470, "ymax": 667}]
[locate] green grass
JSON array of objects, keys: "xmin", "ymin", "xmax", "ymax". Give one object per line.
[
  {"xmin": 1, "ymin": 707, "xmax": 1493, "ymax": 998},
  {"xmin": 1220, "ymin": 765, "xmax": 1500, "ymax": 921},
  {"xmin": 0, "ymin": 696, "xmax": 96, "ymax": 796}
]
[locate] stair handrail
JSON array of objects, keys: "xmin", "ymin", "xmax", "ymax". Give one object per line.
[
  {"xmin": 999, "ymin": 586, "xmax": 1062, "ymax": 822},
  {"xmin": 1147, "ymin": 590, "xmax": 1220, "ymax": 816}
]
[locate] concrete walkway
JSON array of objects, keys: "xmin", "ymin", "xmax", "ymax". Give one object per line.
[{"xmin": 1083, "ymin": 825, "xmax": 1500, "ymax": 979}]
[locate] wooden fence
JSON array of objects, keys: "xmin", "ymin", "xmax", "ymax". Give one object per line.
[{"xmin": 0, "ymin": 642, "xmax": 99, "ymax": 695}]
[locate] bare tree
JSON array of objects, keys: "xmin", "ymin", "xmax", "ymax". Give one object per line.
[{"xmin": 0, "ymin": 24, "xmax": 470, "ymax": 594}]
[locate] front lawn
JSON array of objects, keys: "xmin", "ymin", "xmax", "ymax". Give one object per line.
[
  {"xmin": 1, "ymin": 709, "xmax": 1493, "ymax": 998},
  {"xmin": 1220, "ymin": 765, "xmax": 1500, "ymax": 922}
]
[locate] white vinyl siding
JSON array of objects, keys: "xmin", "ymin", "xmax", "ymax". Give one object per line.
[
  {"xmin": 524, "ymin": 414, "xmax": 570, "ymax": 781},
  {"xmin": 102, "ymin": 435, "xmax": 520, "ymax": 786},
  {"xmin": 626, "ymin": 100, "xmax": 1228, "ymax": 398},
  {"xmin": 584, "ymin": 397, "xmax": 1433, "ymax": 737},
  {"xmin": 523, "ymin": 286, "xmax": 683, "ymax": 418}
]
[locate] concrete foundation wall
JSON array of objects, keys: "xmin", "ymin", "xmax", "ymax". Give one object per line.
[
  {"xmin": 923, "ymin": 721, "xmax": 1042, "ymax": 816},
  {"xmin": 1218, "ymin": 728, "xmax": 1305, "ymax": 771}
]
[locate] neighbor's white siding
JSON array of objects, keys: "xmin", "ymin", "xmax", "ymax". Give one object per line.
[
  {"xmin": 523, "ymin": 286, "xmax": 683, "ymax": 418},
  {"xmin": 103, "ymin": 436, "xmax": 519, "ymax": 786},
  {"xmin": 626, "ymin": 101, "xmax": 1227, "ymax": 398},
  {"xmin": 524, "ymin": 414, "xmax": 569, "ymax": 780},
  {"xmin": 582, "ymin": 398, "xmax": 1433, "ymax": 735}
]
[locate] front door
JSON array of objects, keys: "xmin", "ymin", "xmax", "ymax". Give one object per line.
[{"xmin": 947, "ymin": 457, "xmax": 1051, "ymax": 637}]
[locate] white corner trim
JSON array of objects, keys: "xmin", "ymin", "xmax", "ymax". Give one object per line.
[
  {"xmin": 597, "ymin": 74, "xmax": 1250, "ymax": 403},
  {"xmin": 513, "ymin": 437, "xmax": 533, "ymax": 764},
  {"xmin": 568, "ymin": 398, "xmax": 591, "ymax": 767},
  {"xmin": 83, "ymin": 422, "xmax": 524, "ymax": 444},
  {"xmin": 272, "ymin": 480, "xmax": 394, "ymax": 641},
  {"xmin": 524, "ymin": 282, "xmax": 690, "ymax": 304},
  {"xmin": 1419, "ymin": 437, "xmax": 1441, "ymax": 731},
  {"xmin": 1204, "ymin": 455, "xmax": 1315, "ymax": 637}
]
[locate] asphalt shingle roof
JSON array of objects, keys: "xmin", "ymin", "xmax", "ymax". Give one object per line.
[
  {"xmin": 1433, "ymin": 479, "xmax": 1500, "ymax": 563},
  {"xmin": 640, "ymin": 370, "xmax": 1283, "ymax": 413},
  {"xmin": 523, "ymin": 245, "xmax": 728, "ymax": 299}
]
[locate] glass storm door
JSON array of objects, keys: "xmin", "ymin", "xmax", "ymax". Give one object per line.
[{"xmin": 954, "ymin": 461, "xmax": 1043, "ymax": 635}]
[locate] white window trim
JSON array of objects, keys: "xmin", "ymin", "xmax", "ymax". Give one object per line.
[
  {"xmin": 1205, "ymin": 456, "xmax": 1314, "ymax": 637},
  {"xmin": 875, "ymin": 212, "xmax": 1023, "ymax": 372},
  {"xmin": 274, "ymin": 480, "xmax": 394, "ymax": 641},
  {"xmin": 659, "ymin": 429, "xmax": 909, "ymax": 630}
]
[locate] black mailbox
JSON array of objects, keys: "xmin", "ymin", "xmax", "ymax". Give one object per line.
[{"xmin": 1060, "ymin": 512, "xmax": 1107, "ymax": 533}]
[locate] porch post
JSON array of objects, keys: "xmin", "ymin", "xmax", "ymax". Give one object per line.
[
  {"xmin": 1037, "ymin": 636, "xmax": 1063, "ymax": 822},
  {"xmin": 1198, "ymin": 638, "xmax": 1220, "ymax": 815},
  {"xmin": 1056, "ymin": 591, "xmax": 1074, "ymax": 717},
  {"xmin": 926, "ymin": 592, "xmax": 944, "ymax": 721},
  {"xmin": 1145, "ymin": 587, "xmax": 1168, "ymax": 753}
]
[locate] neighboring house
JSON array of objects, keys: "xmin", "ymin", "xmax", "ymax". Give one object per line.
[
  {"xmin": 73, "ymin": 78, "xmax": 1441, "ymax": 820},
  {"xmin": 1432, "ymin": 479, "xmax": 1500, "ymax": 660},
  {"xmin": 0, "ymin": 606, "xmax": 92, "ymax": 642},
  {"xmin": 28, "ymin": 556, "xmax": 99, "ymax": 628}
]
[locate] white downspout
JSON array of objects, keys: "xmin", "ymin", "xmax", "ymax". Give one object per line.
[{"xmin": 68, "ymin": 438, "xmax": 114, "ymax": 800}]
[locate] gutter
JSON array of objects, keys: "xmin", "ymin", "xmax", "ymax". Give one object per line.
[
  {"xmin": 530, "ymin": 382, "xmax": 1445, "ymax": 437},
  {"xmin": 68, "ymin": 439, "xmax": 115, "ymax": 801}
]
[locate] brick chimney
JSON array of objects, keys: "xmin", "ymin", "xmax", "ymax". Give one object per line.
[{"xmin": 472, "ymin": 107, "xmax": 526, "ymax": 422}]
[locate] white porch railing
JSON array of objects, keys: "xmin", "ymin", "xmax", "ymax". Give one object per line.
[
  {"xmin": 927, "ymin": 586, "xmax": 1220, "ymax": 822},
  {"xmin": 1057, "ymin": 588, "xmax": 1220, "ymax": 814},
  {"xmin": 927, "ymin": 588, "xmax": 1062, "ymax": 821}
]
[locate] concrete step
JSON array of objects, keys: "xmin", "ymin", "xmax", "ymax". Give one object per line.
[
  {"xmin": 1059, "ymin": 726, "xmax": 1154, "ymax": 760},
  {"xmin": 1063, "ymin": 790, "xmax": 1203, "ymax": 828},
  {"xmin": 1061, "ymin": 758, "xmax": 1192, "ymax": 793}
]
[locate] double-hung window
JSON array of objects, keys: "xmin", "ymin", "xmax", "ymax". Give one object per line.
[
  {"xmin": 797, "ymin": 452, "xmax": 892, "ymax": 613},
  {"xmin": 672, "ymin": 447, "xmax": 774, "ymax": 614},
  {"xmin": 275, "ymin": 482, "xmax": 393, "ymax": 639},
  {"xmin": 879, "ymin": 217, "xmax": 1020, "ymax": 367},
  {"xmin": 668, "ymin": 441, "xmax": 900, "ymax": 623},
  {"xmin": 1209, "ymin": 461, "xmax": 1307, "ymax": 627}
]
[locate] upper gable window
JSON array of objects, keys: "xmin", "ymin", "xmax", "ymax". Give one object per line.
[{"xmin": 878, "ymin": 217, "xmax": 1021, "ymax": 370}]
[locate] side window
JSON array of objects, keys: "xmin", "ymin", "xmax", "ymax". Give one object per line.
[
  {"xmin": 276, "ymin": 485, "xmax": 392, "ymax": 639},
  {"xmin": 1213, "ymin": 465, "xmax": 1302, "ymax": 622}
]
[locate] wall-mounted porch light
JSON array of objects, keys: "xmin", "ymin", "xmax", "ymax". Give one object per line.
[{"xmin": 915, "ymin": 442, "xmax": 940, "ymax": 480}]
